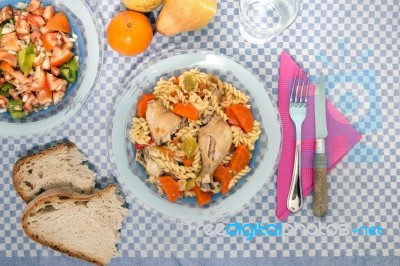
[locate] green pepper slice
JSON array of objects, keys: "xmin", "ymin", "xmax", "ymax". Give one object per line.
[
  {"xmin": 60, "ymin": 68, "xmax": 77, "ymax": 83},
  {"xmin": 62, "ymin": 58, "xmax": 79, "ymax": 72},
  {"xmin": 60, "ymin": 58, "xmax": 79, "ymax": 83},
  {"xmin": 18, "ymin": 45, "xmax": 36, "ymax": 76},
  {"xmin": 0, "ymin": 83, "xmax": 14, "ymax": 97},
  {"xmin": 8, "ymin": 99, "xmax": 26, "ymax": 119},
  {"xmin": 9, "ymin": 109, "xmax": 26, "ymax": 119}
]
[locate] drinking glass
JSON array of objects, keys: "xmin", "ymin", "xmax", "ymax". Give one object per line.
[{"xmin": 239, "ymin": 0, "xmax": 302, "ymax": 44}]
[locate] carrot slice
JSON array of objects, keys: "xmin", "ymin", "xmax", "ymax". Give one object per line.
[
  {"xmin": 213, "ymin": 165, "xmax": 232, "ymax": 195},
  {"xmin": 158, "ymin": 176, "xmax": 180, "ymax": 203},
  {"xmin": 224, "ymin": 106, "xmax": 240, "ymax": 127},
  {"xmin": 172, "ymin": 103, "xmax": 199, "ymax": 120},
  {"xmin": 137, "ymin": 93, "xmax": 155, "ymax": 118},
  {"xmin": 45, "ymin": 12, "xmax": 71, "ymax": 33},
  {"xmin": 228, "ymin": 145, "xmax": 251, "ymax": 173},
  {"xmin": 182, "ymin": 156, "xmax": 194, "ymax": 167},
  {"xmin": 230, "ymin": 104, "xmax": 255, "ymax": 133},
  {"xmin": 192, "ymin": 185, "xmax": 212, "ymax": 207}
]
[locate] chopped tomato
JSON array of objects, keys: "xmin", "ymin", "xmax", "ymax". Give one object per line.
[
  {"xmin": 1, "ymin": 6, "xmax": 13, "ymax": 20},
  {"xmin": 61, "ymin": 33, "xmax": 74, "ymax": 50},
  {"xmin": 31, "ymin": 6, "xmax": 45, "ymax": 16},
  {"xmin": 45, "ymin": 12, "xmax": 71, "ymax": 34},
  {"xmin": 40, "ymin": 26, "xmax": 51, "ymax": 35},
  {"xmin": 33, "ymin": 68, "xmax": 46, "ymax": 87},
  {"xmin": 50, "ymin": 66, "xmax": 60, "ymax": 76},
  {"xmin": 53, "ymin": 90, "xmax": 65, "ymax": 104},
  {"xmin": 30, "ymin": 30, "xmax": 42, "ymax": 43},
  {"xmin": 41, "ymin": 32, "xmax": 61, "ymax": 51},
  {"xmin": 34, "ymin": 69, "xmax": 52, "ymax": 105},
  {"xmin": 0, "ymin": 61, "xmax": 14, "ymax": 73},
  {"xmin": 16, "ymin": 19, "xmax": 30, "ymax": 36},
  {"xmin": 0, "ymin": 95, "xmax": 9, "ymax": 107},
  {"xmin": 0, "ymin": 33, "xmax": 21, "ymax": 52},
  {"xmin": 43, "ymin": 6, "xmax": 55, "ymax": 21},
  {"xmin": 28, "ymin": 0, "xmax": 41, "ymax": 12},
  {"xmin": 46, "ymin": 73, "xmax": 67, "ymax": 92},
  {"xmin": 134, "ymin": 140, "xmax": 153, "ymax": 150},
  {"xmin": 11, "ymin": 70, "xmax": 30, "ymax": 84},
  {"xmin": 0, "ymin": 50, "xmax": 17, "ymax": 67},
  {"xmin": 23, "ymin": 94, "xmax": 38, "ymax": 112},
  {"xmin": 26, "ymin": 14, "xmax": 46, "ymax": 27},
  {"xmin": 50, "ymin": 46, "xmax": 73, "ymax": 66}
]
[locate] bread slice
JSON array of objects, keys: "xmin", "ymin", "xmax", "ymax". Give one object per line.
[
  {"xmin": 21, "ymin": 185, "xmax": 128, "ymax": 266},
  {"xmin": 13, "ymin": 143, "xmax": 96, "ymax": 203}
]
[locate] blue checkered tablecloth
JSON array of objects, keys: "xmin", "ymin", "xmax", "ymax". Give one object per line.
[{"xmin": 1, "ymin": 0, "xmax": 399, "ymax": 265}]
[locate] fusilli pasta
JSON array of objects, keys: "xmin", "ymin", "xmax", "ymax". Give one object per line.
[{"xmin": 129, "ymin": 69, "xmax": 263, "ymax": 206}]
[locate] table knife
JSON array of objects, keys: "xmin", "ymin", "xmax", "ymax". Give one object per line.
[{"xmin": 313, "ymin": 75, "xmax": 328, "ymax": 217}]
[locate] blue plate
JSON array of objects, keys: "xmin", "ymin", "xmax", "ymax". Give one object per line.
[
  {"xmin": 108, "ymin": 50, "xmax": 282, "ymax": 223},
  {"xmin": 0, "ymin": 0, "xmax": 102, "ymax": 137}
]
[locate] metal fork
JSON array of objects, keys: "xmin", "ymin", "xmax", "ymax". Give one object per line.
[{"xmin": 287, "ymin": 74, "xmax": 309, "ymax": 213}]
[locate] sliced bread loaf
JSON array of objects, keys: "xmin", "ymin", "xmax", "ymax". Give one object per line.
[
  {"xmin": 13, "ymin": 143, "xmax": 96, "ymax": 203},
  {"xmin": 21, "ymin": 185, "xmax": 128, "ymax": 266}
]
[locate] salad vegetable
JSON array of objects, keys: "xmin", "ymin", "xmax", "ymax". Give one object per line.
[{"xmin": 0, "ymin": 0, "xmax": 79, "ymax": 119}]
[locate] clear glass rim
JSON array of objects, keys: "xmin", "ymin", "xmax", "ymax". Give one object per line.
[{"xmin": 239, "ymin": 0, "xmax": 302, "ymax": 41}]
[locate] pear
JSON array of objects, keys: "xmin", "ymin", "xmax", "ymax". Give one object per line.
[{"xmin": 156, "ymin": 0, "xmax": 217, "ymax": 36}]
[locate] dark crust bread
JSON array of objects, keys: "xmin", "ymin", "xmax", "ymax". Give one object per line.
[
  {"xmin": 21, "ymin": 185, "xmax": 119, "ymax": 266},
  {"xmin": 12, "ymin": 143, "xmax": 78, "ymax": 203}
]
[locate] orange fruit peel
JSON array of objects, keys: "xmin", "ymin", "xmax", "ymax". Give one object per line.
[{"xmin": 107, "ymin": 11, "xmax": 153, "ymax": 56}]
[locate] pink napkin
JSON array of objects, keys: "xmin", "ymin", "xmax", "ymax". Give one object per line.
[{"xmin": 276, "ymin": 51, "xmax": 362, "ymax": 221}]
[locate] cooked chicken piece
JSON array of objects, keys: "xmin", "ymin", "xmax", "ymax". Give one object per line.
[
  {"xmin": 146, "ymin": 100, "xmax": 182, "ymax": 145},
  {"xmin": 135, "ymin": 146, "xmax": 163, "ymax": 178},
  {"xmin": 198, "ymin": 117, "xmax": 232, "ymax": 190}
]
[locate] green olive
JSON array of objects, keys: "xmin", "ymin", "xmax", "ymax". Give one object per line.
[
  {"xmin": 181, "ymin": 136, "xmax": 198, "ymax": 158},
  {"xmin": 185, "ymin": 179, "xmax": 195, "ymax": 190},
  {"xmin": 183, "ymin": 74, "xmax": 196, "ymax": 91}
]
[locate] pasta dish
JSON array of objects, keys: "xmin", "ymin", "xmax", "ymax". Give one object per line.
[{"xmin": 129, "ymin": 69, "xmax": 261, "ymax": 206}]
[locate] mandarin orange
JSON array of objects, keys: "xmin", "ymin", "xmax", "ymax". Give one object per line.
[{"xmin": 107, "ymin": 11, "xmax": 153, "ymax": 56}]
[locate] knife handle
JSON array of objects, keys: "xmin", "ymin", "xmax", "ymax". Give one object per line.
[{"xmin": 313, "ymin": 153, "xmax": 328, "ymax": 217}]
